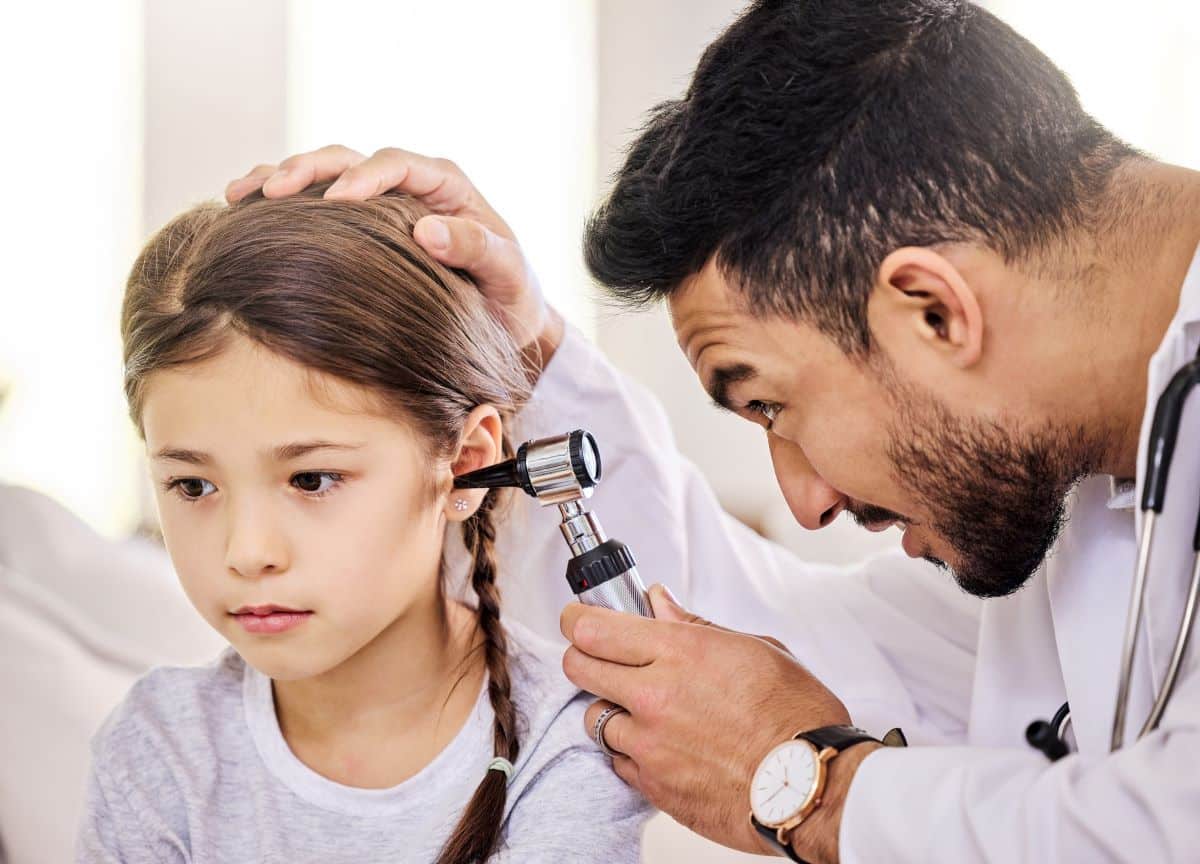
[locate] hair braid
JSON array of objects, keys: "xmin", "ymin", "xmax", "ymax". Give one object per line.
[{"xmin": 435, "ymin": 488, "xmax": 520, "ymax": 864}]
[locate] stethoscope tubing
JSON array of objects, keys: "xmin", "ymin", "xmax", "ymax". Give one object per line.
[
  {"xmin": 1140, "ymin": 552, "xmax": 1200, "ymax": 737},
  {"xmin": 1031, "ymin": 350, "xmax": 1200, "ymax": 761},
  {"xmin": 1111, "ymin": 513, "xmax": 1158, "ymax": 749},
  {"xmin": 1111, "ymin": 351, "xmax": 1200, "ymax": 752}
]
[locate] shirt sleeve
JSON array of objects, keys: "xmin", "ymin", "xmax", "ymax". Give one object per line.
[
  {"xmin": 76, "ymin": 760, "xmax": 173, "ymax": 864},
  {"xmin": 512, "ymin": 325, "xmax": 981, "ymax": 744},
  {"xmin": 841, "ymin": 707, "xmax": 1200, "ymax": 863},
  {"xmin": 75, "ymin": 715, "xmax": 189, "ymax": 864},
  {"xmin": 495, "ymin": 744, "xmax": 653, "ymax": 863}
]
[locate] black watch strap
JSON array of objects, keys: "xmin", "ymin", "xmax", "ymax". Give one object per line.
[
  {"xmin": 751, "ymin": 815, "xmax": 811, "ymax": 863},
  {"xmin": 796, "ymin": 724, "xmax": 880, "ymax": 752}
]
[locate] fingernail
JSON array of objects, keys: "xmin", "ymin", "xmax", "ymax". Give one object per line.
[
  {"xmin": 662, "ymin": 584, "xmax": 681, "ymax": 605},
  {"xmin": 423, "ymin": 218, "xmax": 450, "ymax": 250}
]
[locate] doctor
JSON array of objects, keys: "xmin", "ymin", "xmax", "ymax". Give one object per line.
[{"xmin": 228, "ymin": 2, "xmax": 1200, "ymax": 861}]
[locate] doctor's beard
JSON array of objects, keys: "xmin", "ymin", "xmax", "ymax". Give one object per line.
[{"xmin": 885, "ymin": 387, "xmax": 1107, "ymax": 598}]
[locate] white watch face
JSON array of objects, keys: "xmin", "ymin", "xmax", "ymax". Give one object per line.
[{"xmin": 750, "ymin": 739, "xmax": 819, "ymax": 826}]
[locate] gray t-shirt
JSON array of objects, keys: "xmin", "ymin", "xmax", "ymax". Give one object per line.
[{"xmin": 76, "ymin": 620, "xmax": 650, "ymax": 863}]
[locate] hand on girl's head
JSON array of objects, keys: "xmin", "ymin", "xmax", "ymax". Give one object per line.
[{"xmin": 226, "ymin": 144, "xmax": 561, "ymax": 361}]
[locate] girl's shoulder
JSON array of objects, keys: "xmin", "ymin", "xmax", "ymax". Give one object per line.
[
  {"xmin": 503, "ymin": 619, "xmax": 576, "ymax": 710},
  {"xmin": 89, "ymin": 648, "xmax": 246, "ymax": 783},
  {"xmin": 498, "ymin": 619, "xmax": 653, "ymax": 857},
  {"xmin": 502, "ymin": 618, "xmax": 628, "ymax": 786}
]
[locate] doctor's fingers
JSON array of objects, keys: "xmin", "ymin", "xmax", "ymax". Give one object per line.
[
  {"xmin": 563, "ymin": 645, "xmax": 659, "ymax": 711},
  {"xmin": 324, "ymin": 148, "xmax": 513, "ymax": 236},
  {"xmin": 224, "ymin": 162, "xmax": 281, "ymax": 203},
  {"xmin": 647, "ymin": 583, "xmax": 793, "ymax": 656},
  {"xmin": 586, "ymin": 699, "xmax": 647, "ymax": 766},
  {"xmin": 225, "ymin": 145, "xmax": 366, "ymax": 203},
  {"xmin": 561, "ymin": 602, "xmax": 686, "ymax": 666},
  {"xmin": 412, "ymin": 215, "xmax": 530, "ymax": 301}
]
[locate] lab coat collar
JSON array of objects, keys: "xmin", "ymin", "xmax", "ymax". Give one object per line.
[
  {"xmin": 1106, "ymin": 478, "xmax": 1137, "ymax": 511},
  {"xmin": 1134, "ymin": 239, "xmax": 1200, "ymax": 743},
  {"xmin": 1047, "ymin": 239, "xmax": 1200, "ymax": 755}
]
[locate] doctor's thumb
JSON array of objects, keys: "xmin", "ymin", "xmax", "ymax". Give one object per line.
[{"xmin": 648, "ymin": 583, "xmax": 709, "ymax": 625}]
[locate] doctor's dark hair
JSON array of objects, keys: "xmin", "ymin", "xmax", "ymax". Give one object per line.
[
  {"xmin": 122, "ymin": 187, "xmax": 530, "ymax": 864},
  {"xmin": 584, "ymin": 0, "xmax": 1137, "ymax": 353}
]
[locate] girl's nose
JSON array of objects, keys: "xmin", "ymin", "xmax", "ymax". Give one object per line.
[{"xmin": 224, "ymin": 500, "xmax": 289, "ymax": 578}]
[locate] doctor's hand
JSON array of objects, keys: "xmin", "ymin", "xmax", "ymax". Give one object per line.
[
  {"xmin": 562, "ymin": 585, "xmax": 879, "ymax": 864},
  {"xmin": 224, "ymin": 145, "xmax": 563, "ymax": 365}
]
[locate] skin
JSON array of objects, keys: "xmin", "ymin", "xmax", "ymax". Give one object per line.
[
  {"xmin": 228, "ymin": 148, "xmax": 1200, "ymax": 862},
  {"xmin": 142, "ymin": 331, "xmax": 503, "ymax": 788}
]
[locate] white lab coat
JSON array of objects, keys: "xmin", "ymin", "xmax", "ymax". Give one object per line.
[{"xmin": 479, "ymin": 242, "xmax": 1200, "ymax": 863}]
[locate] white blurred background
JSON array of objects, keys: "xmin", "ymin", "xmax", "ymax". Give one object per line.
[{"xmin": 0, "ymin": 2, "xmax": 1198, "ymax": 861}]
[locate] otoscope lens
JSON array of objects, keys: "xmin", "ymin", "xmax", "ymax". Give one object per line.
[
  {"xmin": 582, "ymin": 436, "xmax": 599, "ymax": 481},
  {"xmin": 569, "ymin": 430, "xmax": 601, "ymax": 487}
]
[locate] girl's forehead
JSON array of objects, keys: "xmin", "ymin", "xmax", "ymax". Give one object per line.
[{"xmin": 141, "ymin": 335, "xmax": 410, "ymax": 456}]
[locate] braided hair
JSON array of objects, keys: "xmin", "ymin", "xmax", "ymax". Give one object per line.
[{"xmin": 435, "ymin": 487, "xmax": 520, "ymax": 864}]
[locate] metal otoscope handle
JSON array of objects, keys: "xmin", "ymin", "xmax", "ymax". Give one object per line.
[
  {"xmin": 559, "ymin": 499, "xmax": 654, "ymax": 618},
  {"xmin": 454, "ymin": 430, "xmax": 654, "ymax": 618}
]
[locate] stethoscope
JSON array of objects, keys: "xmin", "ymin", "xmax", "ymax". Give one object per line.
[{"xmin": 1027, "ymin": 348, "xmax": 1200, "ymax": 761}]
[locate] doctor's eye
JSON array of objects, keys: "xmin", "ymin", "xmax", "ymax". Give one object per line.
[
  {"xmin": 163, "ymin": 477, "xmax": 216, "ymax": 502},
  {"xmin": 747, "ymin": 400, "xmax": 782, "ymax": 427},
  {"xmin": 290, "ymin": 471, "xmax": 344, "ymax": 497}
]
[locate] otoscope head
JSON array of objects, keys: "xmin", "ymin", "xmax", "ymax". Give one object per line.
[{"xmin": 454, "ymin": 429, "xmax": 601, "ymax": 506}]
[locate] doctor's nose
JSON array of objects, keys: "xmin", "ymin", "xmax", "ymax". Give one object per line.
[
  {"xmin": 767, "ymin": 432, "xmax": 846, "ymax": 530},
  {"xmin": 224, "ymin": 500, "xmax": 290, "ymax": 579}
]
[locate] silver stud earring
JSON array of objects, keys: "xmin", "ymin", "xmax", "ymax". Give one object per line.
[{"xmin": 453, "ymin": 498, "xmax": 470, "ymax": 512}]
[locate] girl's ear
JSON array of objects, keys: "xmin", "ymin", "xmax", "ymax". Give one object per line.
[{"xmin": 445, "ymin": 405, "xmax": 503, "ymax": 521}]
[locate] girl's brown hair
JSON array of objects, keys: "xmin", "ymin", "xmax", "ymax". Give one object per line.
[{"xmin": 122, "ymin": 187, "xmax": 532, "ymax": 863}]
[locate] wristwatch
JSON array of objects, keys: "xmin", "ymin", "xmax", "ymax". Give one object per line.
[{"xmin": 748, "ymin": 725, "xmax": 904, "ymax": 862}]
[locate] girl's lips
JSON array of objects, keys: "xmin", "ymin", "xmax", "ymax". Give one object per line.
[{"xmin": 230, "ymin": 609, "xmax": 313, "ymax": 634}]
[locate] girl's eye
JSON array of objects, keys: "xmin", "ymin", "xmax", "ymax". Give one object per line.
[
  {"xmin": 290, "ymin": 471, "xmax": 344, "ymax": 496},
  {"xmin": 747, "ymin": 400, "xmax": 782, "ymax": 428},
  {"xmin": 165, "ymin": 477, "xmax": 216, "ymax": 501}
]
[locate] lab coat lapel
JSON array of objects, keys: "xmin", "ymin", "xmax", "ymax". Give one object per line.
[
  {"xmin": 1138, "ymin": 246, "xmax": 1200, "ymax": 729},
  {"xmin": 968, "ymin": 564, "xmax": 1063, "ymax": 748},
  {"xmin": 1046, "ymin": 477, "xmax": 1141, "ymax": 756}
]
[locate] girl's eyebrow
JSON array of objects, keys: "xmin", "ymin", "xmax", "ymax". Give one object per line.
[
  {"xmin": 152, "ymin": 441, "xmax": 366, "ymax": 465},
  {"xmin": 272, "ymin": 440, "xmax": 366, "ymax": 461}
]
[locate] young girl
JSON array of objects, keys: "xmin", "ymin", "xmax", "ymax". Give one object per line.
[{"xmin": 77, "ymin": 188, "xmax": 649, "ymax": 862}]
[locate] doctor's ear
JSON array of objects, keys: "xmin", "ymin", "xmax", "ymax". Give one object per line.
[
  {"xmin": 866, "ymin": 246, "xmax": 983, "ymax": 371},
  {"xmin": 445, "ymin": 405, "xmax": 503, "ymax": 521}
]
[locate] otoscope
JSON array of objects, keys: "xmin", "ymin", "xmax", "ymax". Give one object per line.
[{"xmin": 454, "ymin": 430, "xmax": 654, "ymax": 618}]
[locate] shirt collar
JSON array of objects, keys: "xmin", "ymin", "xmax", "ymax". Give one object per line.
[{"xmin": 1106, "ymin": 477, "xmax": 1137, "ymax": 511}]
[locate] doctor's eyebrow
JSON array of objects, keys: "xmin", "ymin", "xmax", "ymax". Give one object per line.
[
  {"xmin": 152, "ymin": 441, "xmax": 365, "ymax": 465},
  {"xmin": 706, "ymin": 363, "xmax": 759, "ymax": 413}
]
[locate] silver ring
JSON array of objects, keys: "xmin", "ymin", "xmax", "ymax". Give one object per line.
[{"xmin": 592, "ymin": 705, "xmax": 628, "ymax": 758}]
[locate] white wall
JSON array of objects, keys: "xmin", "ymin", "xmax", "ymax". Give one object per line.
[
  {"xmin": 287, "ymin": 0, "xmax": 599, "ymax": 333},
  {"xmin": 0, "ymin": 1, "xmax": 143, "ymax": 537},
  {"xmin": 986, "ymin": 0, "xmax": 1200, "ymax": 171},
  {"xmin": 144, "ymin": 0, "xmax": 289, "ymax": 232}
]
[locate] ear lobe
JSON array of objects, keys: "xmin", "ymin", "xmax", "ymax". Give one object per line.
[{"xmin": 868, "ymin": 247, "xmax": 983, "ymax": 369}]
